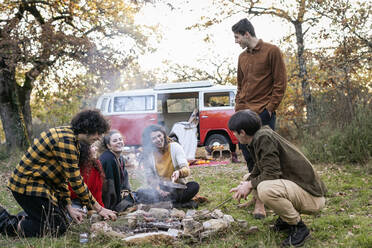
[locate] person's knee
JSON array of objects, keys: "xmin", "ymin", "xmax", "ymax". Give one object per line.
[
  {"xmin": 318, "ymin": 197, "xmax": 326, "ymax": 210},
  {"xmin": 187, "ymin": 181, "xmax": 200, "ymax": 194},
  {"xmin": 40, "ymin": 219, "xmax": 68, "ymax": 237},
  {"xmin": 55, "ymin": 222, "xmax": 68, "ymax": 237},
  {"xmin": 193, "ymin": 182, "xmax": 200, "ymax": 193},
  {"xmin": 257, "ymin": 181, "xmax": 280, "ymax": 203},
  {"xmin": 306, "ymin": 196, "xmax": 326, "ymax": 214}
]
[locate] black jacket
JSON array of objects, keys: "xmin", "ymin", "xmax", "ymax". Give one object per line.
[{"xmin": 99, "ymin": 150, "xmax": 130, "ymax": 210}]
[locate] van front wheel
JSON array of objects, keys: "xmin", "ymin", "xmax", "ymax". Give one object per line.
[{"xmin": 205, "ymin": 134, "xmax": 229, "ymax": 148}]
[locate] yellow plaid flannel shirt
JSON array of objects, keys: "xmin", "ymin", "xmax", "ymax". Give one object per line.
[{"xmin": 8, "ymin": 126, "xmax": 97, "ymax": 208}]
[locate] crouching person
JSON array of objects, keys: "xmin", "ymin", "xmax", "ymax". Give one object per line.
[
  {"xmin": 228, "ymin": 110, "xmax": 327, "ymax": 247},
  {"xmin": 0, "ymin": 109, "xmax": 117, "ymax": 237},
  {"xmin": 138, "ymin": 125, "xmax": 199, "ymax": 208}
]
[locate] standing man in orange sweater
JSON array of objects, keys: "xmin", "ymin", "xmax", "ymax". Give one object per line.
[{"xmin": 232, "ymin": 18, "xmax": 287, "ymax": 218}]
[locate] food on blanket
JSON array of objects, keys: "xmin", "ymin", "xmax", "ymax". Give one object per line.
[
  {"xmin": 194, "ymin": 159, "xmax": 211, "ymax": 165},
  {"xmin": 212, "ymin": 145, "xmax": 225, "ymax": 150}
]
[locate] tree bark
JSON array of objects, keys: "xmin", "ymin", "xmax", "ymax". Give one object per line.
[
  {"xmin": 19, "ymin": 74, "xmax": 34, "ymax": 140},
  {"xmin": 0, "ymin": 60, "xmax": 30, "ymax": 150},
  {"xmin": 294, "ymin": 21, "xmax": 314, "ymax": 126}
]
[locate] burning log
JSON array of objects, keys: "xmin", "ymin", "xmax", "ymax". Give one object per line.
[
  {"xmin": 137, "ymin": 201, "xmax": 173, "ymax": 211},
  {"xmin": 144, "ymin": 220, "xmax": 182, "ymax": 231},
  {"xmin": 123, "ymin": 231, "xmax": 175, "ymax": 245}
]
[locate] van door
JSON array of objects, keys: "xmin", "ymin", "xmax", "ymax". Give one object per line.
[
  {"xmin": 199, "ymin": 90, "xmax": 238, "ymax": 146},
  {"xmin": 157, "ymin": 92, "xmax": 199, "ymax": 134},
  {"xmin": 106, "ymin": 94, "xmax": 157, "ymax": 146}
]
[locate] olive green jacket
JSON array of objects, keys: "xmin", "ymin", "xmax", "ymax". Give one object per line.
[{"xmin": 247, "ymin": 126, "xmax": 327, "ymax": 197}]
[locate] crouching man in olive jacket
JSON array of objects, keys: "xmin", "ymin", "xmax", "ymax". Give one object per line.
[{"xmin": 229, "ymin": 110, "xmax": 327, "ymax": 247}]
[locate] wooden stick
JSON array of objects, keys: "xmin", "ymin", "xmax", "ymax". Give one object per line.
[
  {"xmin": 198, "ymin": 196, "xmax": 233, "ymax": 217},
  {"xmin": 210, "ymin": 196, "xmax": 233, "ymax": 211}
]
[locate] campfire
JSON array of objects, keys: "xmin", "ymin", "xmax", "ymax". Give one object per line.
[{"xmin": 89, "ymin": 201, "xmax": 238, "ymax": 245}]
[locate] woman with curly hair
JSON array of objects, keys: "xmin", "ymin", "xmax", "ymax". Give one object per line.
[
  {"xmin": 99, "ymin": 130, "xmax": 131, "ymax": 211},
  {"xmin": 69, "ymin": 141, "xmax": 105, "ymax": 208}
]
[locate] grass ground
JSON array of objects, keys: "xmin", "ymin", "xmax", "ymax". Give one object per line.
[{"xmin": 0, "ymin": 153, "xmax": 371, "ymax": 248}]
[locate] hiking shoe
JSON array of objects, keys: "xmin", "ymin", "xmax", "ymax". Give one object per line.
[
  {"xmin": 231, "ymin": 152, "xmax": 240, "ymax": 163},
  {"xmin": 0, "ymin": 205, "xmax": 10, "ymax": 233},
  {"xmin": 281, "ymin": 220, "xmax": 311, "ymax": 247},
  {"xmin": 253, "ymin": 213, "xmax": 266, "ymax": 219},
  {"xmin": 192, "ymin": 195, "xmax": 209, "ymax": 204},
  {"xmin": 0, "ymin": 205, "xmax": 18, "ymax": 236},
  {"xmin": 272, "ymin": 217, "xmax": 291, "ymax": 232}
]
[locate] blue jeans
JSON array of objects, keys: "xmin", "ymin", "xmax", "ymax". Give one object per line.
[{"xmin": 239, "ymin": 109, "xmax": 276, "ymax": 172}]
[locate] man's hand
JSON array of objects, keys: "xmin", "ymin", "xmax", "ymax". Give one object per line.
[
  {"xmin": 98, "ymin": 207, "xmax": 117, "ymax": 221},
  {"xmin": 94, "ymin": 202, "xmax": 117, "ymax": 221},
  {"xmin": 229, "ymin": 181, "xmax": 253, "ymax": 203},
  {"xmin": 171, "ymin": 170, "xmax": 180, "ymax": 182},
  {"xmin": 66, "ymin": 204, "xmax": 85, "ymax": 224}
]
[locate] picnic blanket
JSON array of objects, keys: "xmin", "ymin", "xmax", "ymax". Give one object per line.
[{"xmin": 189, "ymin": 160, "xmax": 230, "ymax": 167}]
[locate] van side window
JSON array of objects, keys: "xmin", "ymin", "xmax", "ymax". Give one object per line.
[
  {"xmin": 204, "ymin": 92, "xmax": 232, "ymax": 107},
  {"xmin": 113, "ymin": 95, "xmax": 154, "ymax": 112}
]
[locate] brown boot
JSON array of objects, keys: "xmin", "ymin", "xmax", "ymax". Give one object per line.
[{"xmin": 192, "ymin": 195, "xmax": 209, "ymax": 204}]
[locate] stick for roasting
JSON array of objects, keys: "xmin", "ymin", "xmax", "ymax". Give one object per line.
[
  {"xmin": 210, "ymin": 196, "xmax": 233, "ymax": 211},
  {"xmin": 197, "ymin": 196, "xmax": 233, "ymax": 217}
]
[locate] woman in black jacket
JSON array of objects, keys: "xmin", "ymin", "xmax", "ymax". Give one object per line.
[{"xmin": 99, "ymin": 130, "xmax": 131, "ymax": 211}]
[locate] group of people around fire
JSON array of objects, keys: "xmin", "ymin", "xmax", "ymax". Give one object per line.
[{"xmin": 0, "ymin": 18, "xmax": 327, "ymax": 247}]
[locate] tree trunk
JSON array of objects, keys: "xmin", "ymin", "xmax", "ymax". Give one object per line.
[
  {"xmin": 294, "ymin": 21, "xmax": 315, "ymax": 127},
  {"xmin": 19, "ymin": 75, "xmax": 34, "ymax": 139},
  {"xmin": 0, "ymin": 60, "xmax": 30, "ymax": 150}
]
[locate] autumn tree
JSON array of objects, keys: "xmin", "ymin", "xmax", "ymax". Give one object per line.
[
  {"xmin": 118, "ymin": 60, "xmax": 162, "ymax": 90},
  {"xmin": 187, "ymin": 0, "xmax": 327, "ymax": 126},
  {"xmin": 165, "ymin": 56, "xmax": 236, "ymax": 85},
  {"xmin": 308, "ymin": 0, "xmax": 371, "ymax": 126},
  {"xmin": 0, "ymin": 0, "xmax": 152, "ymax": 150}
]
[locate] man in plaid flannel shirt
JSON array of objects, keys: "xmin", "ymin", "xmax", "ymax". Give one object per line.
[{"xmin": 1, "ymin": 109, "xmax": 117, "ymax": 237}]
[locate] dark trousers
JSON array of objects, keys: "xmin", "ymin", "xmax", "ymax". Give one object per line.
[
  {"xmin": 239, "ymin": 109, "xmax": 276, "ymax": 172},
  {"xmin": 136, "ymin": 181, "xmax": 200, "ymax": 204},
  {"xmin": 230, "ymin": 144, "xmax": 237, "ymax": 153},
  {"xmin": 12, "ymin": 191, "xmax": 69, "ymax": 237}
]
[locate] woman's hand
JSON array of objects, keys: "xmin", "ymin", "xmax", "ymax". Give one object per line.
[
  {"xmin": 156, "ymin": 185, "xmax": 170, "ymax": 197},
  {"xmin": 66, "ymin": 204, "xmax": 86, "ymax": 224},
  {"xmin": 171, "ymin": 170, "xmax": 180, "ymax": 182},
  {"xmin": 158, "ymin": 189, "xmax": 170, "ymax": 197}
]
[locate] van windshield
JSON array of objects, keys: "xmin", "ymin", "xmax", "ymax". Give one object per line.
[{"xmin": 113, "ymin": 95, "xmax": 154, "ymax": 112}]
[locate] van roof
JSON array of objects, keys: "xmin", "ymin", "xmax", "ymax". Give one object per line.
[
  {"xmin": 100, "ymin": 81, "xmax": 236, "ymax": 97},
  {"xmin": 154, "ymin": 80, "xmax": 212, "ymax": 90}
]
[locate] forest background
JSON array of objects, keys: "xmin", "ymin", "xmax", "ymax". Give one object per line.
[{"xmin": 0, "ymin": 0, "xmax": 371, "ymax": 166}]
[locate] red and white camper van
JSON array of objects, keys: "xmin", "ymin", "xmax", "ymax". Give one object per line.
[{"xmin": 96, "ymin": 81, "xmax": 238, "ymax": 147}]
